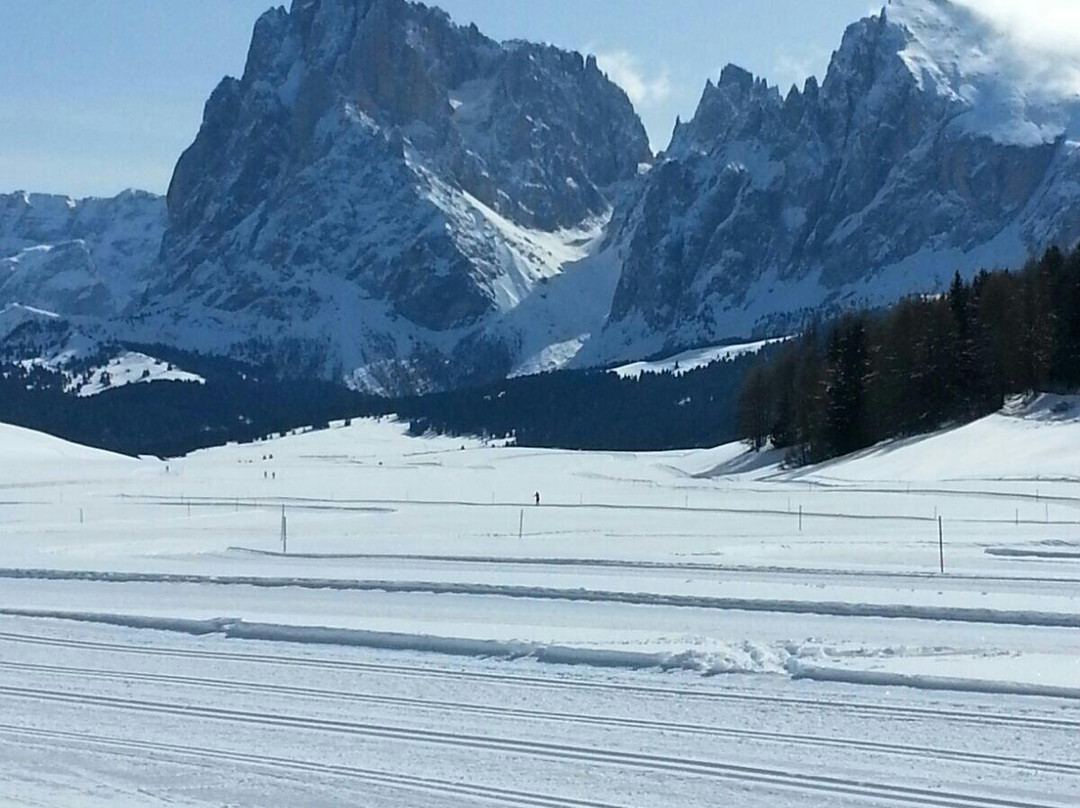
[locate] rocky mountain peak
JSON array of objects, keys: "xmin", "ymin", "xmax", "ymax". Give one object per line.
[
  {"xmin": 586, "ymin": 0, "xmax": 1080, "ymax": 366},
  {"xmin": 148, "ymin": 0, "xmax": 651, "ymax": 390}
]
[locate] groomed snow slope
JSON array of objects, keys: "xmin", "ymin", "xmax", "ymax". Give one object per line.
[{"xmin": 0, "ymin": 410, "xmax": 1078, "ymax": 806}]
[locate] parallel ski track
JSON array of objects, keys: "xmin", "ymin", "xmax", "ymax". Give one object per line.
[
  {"xmin": 0, "ymin": 723, "xmax": 621, "ymax": 808},
  {"xmin": 0, "ymin": 684, "xmax": 1068, "ymax": 808},
  {"xmin": 226, "ymin": 548, "xmax": 1080, "ymax": 585},
  {"xmin": 4, "ymin": 568, "xmax": 1078, "ymax": 628},
  {"xmin": 0, "ymin": 629, "xmax": 1076, "ymax": 732},
  {"xmin": 2, "ymin": 658, "xmax": 1076, "ymax": 777}
]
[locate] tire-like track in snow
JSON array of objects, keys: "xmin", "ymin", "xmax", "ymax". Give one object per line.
[
  {"xmin": 3, "ymin": 658, "xmax": 1076, "ymax": 777},
  {"xmin": 0, "ymin": 684, "xmax": 1067, "ymax": 808},
  {"xmin": 1, "ymin": 629, "xmax": 1076, "ymax": 732},
  {"xmin": 0, "ymin": 723, "xmax": 620, "ymax": 808}
]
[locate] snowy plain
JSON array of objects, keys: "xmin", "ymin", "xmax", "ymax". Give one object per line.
[{"xmin": 0, "ymin": 398, "xmax": 1079, "ymax": 806}]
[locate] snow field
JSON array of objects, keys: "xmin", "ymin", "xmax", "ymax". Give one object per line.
[{"xmin": 0, "ymin": 405, "xmax": 1079, "ymax": 805}]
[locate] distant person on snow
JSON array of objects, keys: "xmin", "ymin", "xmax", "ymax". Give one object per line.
[{"xmin": 534, "ymin": 492, "xmax": 541, "ymax": 506}]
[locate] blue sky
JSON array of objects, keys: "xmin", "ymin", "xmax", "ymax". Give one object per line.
[{"xmin": 0, "ymin": 0, "xmax": 878, "ymax": 198}]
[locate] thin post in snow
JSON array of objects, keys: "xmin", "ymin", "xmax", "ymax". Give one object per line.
[
  {"xmin": 938, "ymin": 516, "xmax": 945, "ymax": 574},
  {"xmin": 79, "ymin": 508, "xmax": 83, "ymax": 525},
  {"xmin": 280, "ymin": 505, "xmax": 288, "ymax": 555},
  {"xmin": 1015, "ymin": 508, "xmax": 1019, "ymax": 526},
  {"xmin": 518, "ymin": 509, "xmax": 524, "ymax": 541},
  {"xmin": 1046, "ymin": 503, "xmax": 1050, "ymax": 524},
  {"xmin": 799, "ymin": 505, "xmax": 803, "ymax": 532}
]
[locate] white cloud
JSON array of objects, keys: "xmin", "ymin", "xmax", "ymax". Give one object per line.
[
  {"xmin": 593, "ymin": 50, "xmax": 672, "ymax": 108},
  {"xmin": 947, "ymin": 0, "xmax": 1080, "ymax": 99},
  {"xmin": 953, "ymin": 0, "xmax": 1080, "ymax": 59}
]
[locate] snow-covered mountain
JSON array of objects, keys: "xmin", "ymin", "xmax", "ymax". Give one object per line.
[
  {"xmin": 0, "ymin": 190, "xmax": 164, "ymax": 322},
  {"xmin": 3, "ymin": 0, "xmax": 1080, "ymax": 392},
  {"xmin": 582, "ymin": 0, "xmax": 1080, "ymax": 363},
  {"xmin": 126, "ymin": 0, "xmax": 650, "ymax": 393}
]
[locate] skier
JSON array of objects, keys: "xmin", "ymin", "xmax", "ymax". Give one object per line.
[{"xmin": 534, "ymin": 491, "xmax": 541, "ymax": 506}]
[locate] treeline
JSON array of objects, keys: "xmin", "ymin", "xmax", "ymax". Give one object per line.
[
  {"xmin": 0, "ymin": 339, "xmax": 770, "ymax": 456},
  {"xmin": 0, "ymin": 345, "xmax": 390, "ymax": 456},
  {"xmin": 396, "ymin": 349, "xmax": 771, "ymax": 451},
  {"xmin": 738, "ymin": 245, "xmax": 1080, "ymax": 464}
]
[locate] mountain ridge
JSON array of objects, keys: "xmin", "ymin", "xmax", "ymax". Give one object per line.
[{"xmin": 3, "ymin": 0, "xmax": 1080, "ymax": 391}]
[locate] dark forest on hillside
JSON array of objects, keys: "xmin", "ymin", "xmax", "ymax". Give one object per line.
[
  {"xmin": 394, "ymin": 351, "xmax": 766, "ymax": 451},
  {"xmin": 0, "ymin": 348, "xmax": 390, "ymax": 457},
  {"xmin": 0, "ymin": 341, "xmax": 767, "ymax": 457},
  {"xmin": 738, "ymin": 245, "xmax": 1080, "ymax": 465}
]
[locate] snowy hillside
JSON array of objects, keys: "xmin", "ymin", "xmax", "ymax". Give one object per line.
[
  {"xmin": 770, "ymin": 393, "xmax": 1080, "ymax": 483},
  {"xmin": 610, "ymin": 338, "xmax": 786, "ymax": 379},
  {"xmin": 66, "ymin": 351, "xmax": 205, "ymax": 397},
  {"xmin": 0, "ymin": 421, "xmax": 137, "ymax": 464}
]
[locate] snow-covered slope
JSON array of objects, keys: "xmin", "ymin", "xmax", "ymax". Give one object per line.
[
  {"xmin": 0, "ymin": 421, "xmax": 135, "ymax": 464},
  {"xmin": 584, "ymin": 0, "xmax": 1080, "ymax": 364},
  {"xmin": 66, "ymin": 351, "xmax": 205, "ymax": 398},
  {"xmin": 610, "ymin": 338, "xmax": 786, "ymax": 380},
  {"xmin": 776, "ymin": 393, "xmax": 1080, "ymax": 483}
]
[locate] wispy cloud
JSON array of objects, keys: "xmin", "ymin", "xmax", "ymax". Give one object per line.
[
  {"xmin": 593, "ymin": 49, "xmax": 672, "ymax": 108},
  {"xmin": 953, "ymin": 0, "xmax": 1080, "ymax": 59},
  {"xmin": 948, "ymin": 0, "xmax": 1080, "ymax": 98},
  {"xmin": 772, "ymin": 45, "xmax": 832, "ymax": 91}
]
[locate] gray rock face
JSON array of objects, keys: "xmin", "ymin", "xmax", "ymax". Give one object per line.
[
  {"xmin": 594, "ymin": 0, "xmax": 1080, "ymax": 361},
  {"xmin": 145, "ymin": 0, "xmax": 650, "ymax": 389},
  {"xmin": 0, "ymin": 190, "xmax": 165, "ymax": 319}
]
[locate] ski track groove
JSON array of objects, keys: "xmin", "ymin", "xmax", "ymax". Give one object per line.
[
  {"xmin": 1, "ymin": 658, "xmax": 1075, "ymax": 777},
  {"xmin": 3, "ymin": 569, "xmax": 1079, "ymax": 628},
  {"xmin": 0, "ymin": 684, "xmax": 1068, "ymax": 808},
  {"xmin": 0, "ymin": 723, "xmax": 620, "ymax": 808},
  {"xmin": 225, "ymin": 549, "xmax": 1080, "ymax": 585},
  {"xmin": 0, "ymin": 629, "xmax": 1076, "ymax": 731}
]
